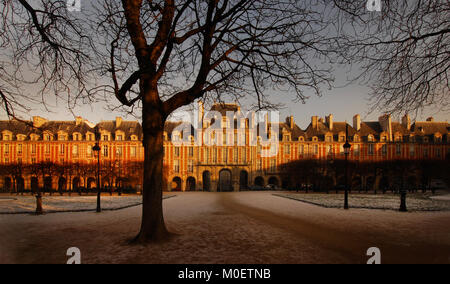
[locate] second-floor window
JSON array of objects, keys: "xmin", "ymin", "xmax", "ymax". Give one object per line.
[
  {"xmin": 174, "ymin": 160, "xmax": 180, "ymax": 173},
  {"xmin": 187, "ymin": 160, "xmax": 194, "ymax": 173},
  {"xmin": 284, "ymin": 144, "xmax": 291, "ymax": 155},
  {"xmin": 31, "ymin": 144, "xmax": 36, "ymax": 154},
  {"xmin": 382, "ymin": 144, "xmax": 387, "ymax": 155},
  {"xmin": 174, "ymin": 147, "xmax": 180, "ymax": 157},
  {"xmin": 103, "ymin": 145, "xmax": 108, "ymax": 157},
  {"xmin": 60, "ymin": 145, "xmax": 65, "ymax": 154},
  {"xmin": 116, "ymin": 146, "xmax": 123, "ymax": 157},
  {"xmin": 4, "ymin": 144, "xmax": 9, "ymax": 154},
  {"xmin": 131, "ymin": 146, "xmax": 137, "ymax": 157},
  {"xmin": 17, "ymin": 144, "xmax": 22, "ymax": 155},
  {"xmin": 72, "ymin": 145, "xmax": 78, "ymax": 156},
  {"xmin": 368, "ymin": 144, "xmax": 374, "ymax": 155},
  {"xmin": 396, "ymin": 144, "xmax": 401, "ymax": 155}
]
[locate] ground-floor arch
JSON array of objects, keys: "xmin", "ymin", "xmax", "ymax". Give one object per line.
[
  {"xmin": 186, "ymin": 177, "xmax": 196, "ymax": 191},
  {"xmin": 268, "ymin": 176, "xmax": 279, "ymax": 187},
  {"xmin": 172, "ymin": 177, "xmax": 182, "ymax": 191},
  {"xmin": 254, "ymin": 176, "xmax": 264, "ymax": 187},
  {"xmin": 219, "ymin": 169, "xmax": 233, "ymax": 192},
  {"xmin": 239, "ymin": 170, "xmax": 248, "ymax": 190},
  {"xmin": 202, "ymin": 171, "xmax": 211, "ymax": 191}
]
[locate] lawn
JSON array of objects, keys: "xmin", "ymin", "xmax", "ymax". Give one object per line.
[{"xmin": 273, "ymin": 192, "xmax": 450, "ymax": 212}]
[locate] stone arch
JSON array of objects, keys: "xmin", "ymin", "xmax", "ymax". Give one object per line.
[
  {"xmin": 3, "ymin": 177, "xmax": 12, "ymax": 192},
  {"xmin": 268, "ymin": 176, "xmax": 279, "ymax": 187},
  {"xmin": 43, "ymin": 176, "xmax": 52, "ymax": 192},
  {"xmin": 202, "ymin": 171, "xmax": 211, "ymax": 191},
  {"xmin": 171, "ymin": 177, "xmax": 182, "ymax": 191},
  {"xmin": 16, "ymin": 176, "xmax": 25, "ymax": 192},
  {"xmin": 218, "ymin": 169, "xmax": 233, "ymax": 192},
  {"xmin": 186, "ymin": 177, "xmax": 196, "ymax": 191},
  {"xmin": 72, "ymin": 177, "xmax": 81, "ymax": 191},
  {"xmin": 31, "ymin": 177, "xmax": 38, "ymax": 193},
  {"xmin": 239, "ymin": 170, "xmax": 248, "ymax": 190},
  {"xmin": 254, "ymin": 176, "xmax": 264, "ymax": 187},
  {"xmin": 87, "ymin": 177, "xmax": 96, "ymax": 190},
  {"xmin": 58, "ymin": 177, "xmax": 67, "ymax": 192}
]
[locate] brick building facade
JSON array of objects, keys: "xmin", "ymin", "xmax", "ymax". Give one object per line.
[{"xmin": 0, "ymin": 102, "xmax": 448, "ymax": 192}]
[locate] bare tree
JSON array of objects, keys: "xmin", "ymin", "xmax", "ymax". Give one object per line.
[{"xmin": 334, "ymin": 0, "xmax": 450, "ymax": 115}]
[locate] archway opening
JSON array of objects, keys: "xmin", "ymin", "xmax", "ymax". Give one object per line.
[
  {"xmin": 254, "ymin": 176, "xmax": 264, "ymax": 187},
  {"xmin": 16, "ymin": 177, "xmax": 25, "ymax": 193},
  {"xmin": 31, "ymin": 177, "xmax": 38, "ymax": 193},
  {"xmin": 58, "ymin": 177, "xmax": 67, "ymax": 193},
  {"xmin": 268, "ymin": 176, "xmax": 279, "ymax": 188},
  {"xmin": 172, "ymin": 177, "xmax": 182, "ymax": 191},
  {"xmin": 44, "ymin": 176, "xmax": 52, "ymax": 192},
  {"xmin": 3, "ymin": 177, "xmax": 12, "ymax": 192},
  {"xmin": 219, "ymin": 169, "xmax": 233, "ymax": 192},
  {"xmin": 239, "ymin": 170, "xmax": 248, "ymax": 190},
  {"xmin": 202, "ymin": 171, "xmax": 211, "ymax": 191},
  {"xmin": 186, "ymin": 177, "xmax": 196, "ymax": 191}
]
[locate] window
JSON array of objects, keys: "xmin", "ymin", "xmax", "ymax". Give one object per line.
[
  {"xmin": 131, "ymin": 146, "xmax": 137, "ymax": 157},
  {"xmin": 423, "ymin": 148, "xmax": 429, "ymax": 158},
  {"xmin": 103, "ymin": 145, "xmax": 109, "ymax": 157},
  {"xmin": 298, "ymin": 145, "xmax": 304, "ymax": 156},
  {"xmin": 87, "ymin": 145, "xmax": 92, "ymax": 157},
  {"xmin": 4, "ymin": 158, "xmax": 8, "ymax": 164},
  {"xmin": 339, "ymin": 136, "xmax": 345, "ymax": 142},
  {"xmin": 325, "ymin": 136, "xmax": 332, "ymax": 143},
  {"xmin": 174, "ymin": 147, "xmax": 180, "ymax": 157},
  {"xmin": 368, "ymin": 135, "xmax": 374, "ymax": 142},
  {"xmin": 116, "ymin": 135, "xmax": 123, "ymax": 141},
  {"xmin": 17, "ymin": 144, "xmax": 22, "ymax": 155},
  {"xmin": 31, "ymin": 158, "xmax": 36, "ymax": 163},
  {"xmin": 257, "ymin": 159, "xmax": 262, "ymax": 171},
  {"xmin": 32, "ymin": 144, "xmax": 36, "ymax": 154},
  {"xmin": 354, "ymin": 144, "xmax": 360, "ymax": 156},
  {"xmin": 242, "ymin": 148, "xmax": 247, "ymax": 163},
  {"xmin": 102, "ymin": 135, "xmax": 109, "ymax": 141},
  {"xmin": 233, "ymin": 148, "xmax": 238, "ymax": 163},
  {"xmin": 223, "ymin": 149, "xmax": 228, "ymax": 163},
  {"xmin": 382, "ymin": 144, "xmax": 387, "ymax": 156},
  {"xmin": 174, "ymin": 160, "xmax": 180, "ymax": 173},
  {"xmin": 284, "ymin": 134, "xmax": 290, "ymax": 142},
  {"xmin": 3, "ymin": 134, "xmax": 10, "ymax": 141},
  {"xmin": 116, "ymin": 146, "xmax": 123, "ymax": 157},
  {"xmin": 44, "ymin": 134, "xmax": 51, "ymax": 141},
  {"xmin": 72, "ymin": 145, "xmax": 79, "ymax": 156},
  {"xmin": 314, "ymin": 145, "xmax": 319, "ymax": 155},
  {"xmin": 436, "ymin": 148, "xmax": 441, "ymax": 158},
  {"xmin": 4, "ymin": 144, "xmax": 9, "ymax": 154},
  {"xmin": 409, "ymin": 145, "xmax": 415, "ymax": 157},
  {"xmin": 396, "ymin": 144, "xmax": 401, "ymax": 156},
  {"xmin": 284, "ymin": 144, "xmax": 291, "ymax": 155},
  {"xmin": 213, "ymin": 148, "xmax": 217, "ymax": 163},
  {"xmin": 60, "ymin": 145, "xmax": 65, "ymax": 154},
  {"xmin": 270, "ymin": 159, "xmax": 276, "ymax": 173},
  {"xmin": 187, "ymin": 160, "xmax": 194, "ymax": 173},
  {"xmin": 327, "ymin": 145, "xmax": 333, "ymax": 155},
  {"xmin": 368, "ymin": 144, "xmax": 374, "ymax": 155},
  {"xmin": 88, "ymin": 134, "xmax": 94, "ymax": 141},
  {"xmin": 59, "ymin": 135, "xmax": 66, "ymax": 141},
  {"xmin": 188, "ymin": 147, "xmax": 194, "ymax": 157}
]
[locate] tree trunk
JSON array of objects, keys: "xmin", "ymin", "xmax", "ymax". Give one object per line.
[{"xmin": 133, "ymin": 86, "xmax": 170, "ymax": 243}]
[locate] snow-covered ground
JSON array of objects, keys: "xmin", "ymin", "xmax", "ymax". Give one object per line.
[
  {"xmin": 0, "ymin": 195, "xmax": 174, "ymax": 214},
  {"xmin": 274, "ymin": 192, "xmax": 450, "ymax": 211},
  {"xmin": 0, "ymin": 192, "xmax": 449, "ymax": 264}
]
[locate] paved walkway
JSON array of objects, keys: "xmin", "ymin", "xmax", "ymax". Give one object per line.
[{"xmin": 1, "ymin": 192, "xmax": 449, "ymax": 264}]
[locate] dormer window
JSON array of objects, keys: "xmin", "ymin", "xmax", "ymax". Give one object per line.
[
  {"xmin": 368, "ymin": 135, "xmax": 374, "ymax": 142},
  {"xmin": 116, "ymin": 134, "xmax": 123, "ymax": 141},
  {"xmin": 298, "ymin": 137, "xmax": 304, "ymax": 142},
  {"xmin": 339, "ymin": 135, "xmax": 345, "ymax": 142},
  {"xmin": 284, "ymin": 134, "xmax": 291, "ymax": 142},
  {"xmin": 3, "ymin": 134, "xmax": 11, "ymax": 141},
  {"xmin": 353, "ymin": 135, "xmax": 359, "ymax": 142},
  {"xmin": 325, "ymin": 135, "xmax": 332, "ymax": 143},
  {"xmin": 58, "ymin": 135, "xmax": 66, "ymax": 141},
  {"xmin": 44, "ymin": 134, "xmax": 52, "ymax": 141},
  {"xmin": 312, "ymin": 136, "xmax": 318, "ymax": 142},
  {"xmin": 131, "ymin": 135, "xmax": 138, "ymax": 141},
  {"xmin": 102, "ymin": 135, "xmax": 109, "ymax": 141},
  {"xmin": 423, "ymin": 137, "xmax": 429, "ymax": 143},
  {"xmin": 17, "ymin": 135, "xmax": 26, "ymax": 141}
]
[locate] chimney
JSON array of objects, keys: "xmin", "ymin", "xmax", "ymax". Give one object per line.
[
  {"xmin": 115, "ymin": 117, "xmax": 123, "ymax": 128},
  {"xmin": 311, "ymin": 116, "xmax": 318, "ymax": 130},
  {"xmin": 32, "ymin": 116, "xmax": 47, "ymax": 128},
  {"xmin": 288, "ymin": 116, "xmax": 294, "ymax": 129},
  {"xmin": 426, "ymin": 117, "xmax": 434, "ymax": 122},
  {"xmin": 326, "ymin": 114, "xmax": 333, "ymax": 131},
  {"xmin": 353, "ymin": 114, "xmax": 361, "ymax": 131},
  {"xmin": 198, "ymin": 100, "xmax": 204, "ymax": 127},
  {"xmin": 402, "ymin": 114, "xmax": 411, "ymax": 130},
  {"xmin": 75, "ymin": 116, "xmax": 83, "ymax": 126},
  {"xmin": 379, "ymin": 114, "xmax": 392, "ymax": 141}
]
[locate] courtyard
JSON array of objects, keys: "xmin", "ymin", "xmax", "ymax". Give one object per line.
[{"xmin": 1, "ymin": 191, "xmax": 449, "ymax": 264}]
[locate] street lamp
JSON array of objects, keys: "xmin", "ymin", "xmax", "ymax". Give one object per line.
[
  {"xmin": 92, "ymin": 126, "xmax": 101, "ymax": 213},
  {"xmin": 343, "ymin": 124, "xmax": 352, "ymax": 210}
]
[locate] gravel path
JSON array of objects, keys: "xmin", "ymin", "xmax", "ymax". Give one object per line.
[{"xmin": 0, "ymin": 192, "xmax": 449, "ymax": 264}]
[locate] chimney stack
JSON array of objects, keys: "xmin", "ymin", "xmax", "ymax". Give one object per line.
[
  {"xmin": 402, "ymin": 114, "xmax": 411, "ymax": 130},
  {"xmin": 32, "ymin": 116, "xmax": 47, "ymax": 128},
  {"xmin": 353, "ymin": 114, "xmax": 361, "ymax": 131},
  {"xmin": 326, "ymin": 114, "xmax": 333, "ymax": 131},
  {"xmin": 311, "ymin": 116, "xmax": 318, "ymax": 130},
  {"xmin": 289, "ymin": 115, "xmax": 294, "ymax": 129},
  {"xmin": 75, "ymin": 116, "xmax": 83, "ymax": 126},
  {"xmin": 379, "ymin": 114, "xmax": 393, "ymax": 141},
  {"xmin": 115, "ymin": 117, "xmax": 123, "ymax": 128}
]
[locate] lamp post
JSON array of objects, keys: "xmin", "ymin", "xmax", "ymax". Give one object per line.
[
  {"xmin": 92, "ymin": 127, "xmax": 101, "ymax": 213},
  {"xmin": 343, "ymin": 124, "xmax": 352, "ymax": 210}
]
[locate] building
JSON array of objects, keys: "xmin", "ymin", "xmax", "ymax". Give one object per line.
[{"xmin": 0, "ymin": 102, "xmax": 449, "ymax": 193}]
